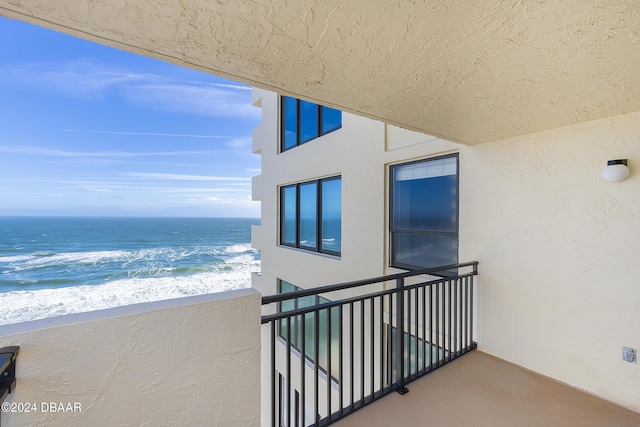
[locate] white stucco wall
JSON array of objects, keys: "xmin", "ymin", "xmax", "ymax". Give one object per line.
[
  {"xmin": 461, "ymin": 111, "xmax": 640, "ymax": 412},
  {"xmin": 252, "ymin": 89, "xmax": 388, "ymax": 295},
  {"xmin": 0, "ymin": 289, "xmax": 261, "ymax": 426}
]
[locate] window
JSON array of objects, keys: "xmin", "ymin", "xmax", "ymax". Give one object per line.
[
  {"xmin": 278, "ymin": 280, "xmax": 340, "ymax": 378},
  {"xmin": 390, "ymin": 154, "xmax": 459, "ymax": 270},
  {"xmin": 388, "ymin": 326, "xmax": 448, "ymax": 382},
  {"xmin": 280, "ymin": 177, "xmax": 341, "ymax": 255},
  {"xmin": 281, "ymin": 96, "xmax": 342, "ymax": 151}
]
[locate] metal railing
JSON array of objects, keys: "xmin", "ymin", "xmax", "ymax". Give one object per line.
[{"xmin": 261, "ymin": 262, "xmax": 478, "ymax": 426}]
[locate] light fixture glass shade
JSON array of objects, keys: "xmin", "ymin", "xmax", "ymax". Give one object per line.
[{"xmin": 601, "ymin": 159, "xmax": 629, "ymax": 182}]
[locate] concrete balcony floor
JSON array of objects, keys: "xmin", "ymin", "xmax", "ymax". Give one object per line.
[{"xmin": 334, "ymin": 351, "xmax": 640, "ymax": 427}]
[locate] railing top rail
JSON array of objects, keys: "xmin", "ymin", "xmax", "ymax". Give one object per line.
[
  {"xmin": 261, "ymin": 261, "xmax": 478, "ymax": 306},
  {"xmin": 261, "ymin": 285, "xmax": 397, "ymax": 324}
]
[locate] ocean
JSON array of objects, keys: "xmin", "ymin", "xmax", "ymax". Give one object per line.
[{"xmin": 0, "ymin": 217, "xmax": 260, "ymax": 325}]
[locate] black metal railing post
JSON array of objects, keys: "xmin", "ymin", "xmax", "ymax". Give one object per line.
[
  {"xmin": 395, "ymin": 278, "xmax": 408, "ymax": 395},
  {"xmin": 270, "ymin": 322, "xmax": 276, "ymax": 427}
]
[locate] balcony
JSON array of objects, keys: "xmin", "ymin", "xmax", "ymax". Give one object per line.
[
  {"xmin": 0, "ymin": 267, "xmax": 638, "ymax": 426},
  {"xmin": 261, "ymin": 263, "xmax": 640, "ymax": 427},
  {"xmin": 261, "ymin": 262, "xmax": 479, "ymax": 426}
]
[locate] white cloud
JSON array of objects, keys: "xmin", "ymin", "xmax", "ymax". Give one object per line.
[
  {"xmin": 1, "ymin": 59, "xmax": 259, "ymax": 119},
  {"xmin": 53, "ymin": 179, "xmax": 251, "ymax": 193},
  {"xmin": 121, "ymin": 172, "xmax": 251, "ymax": 181},
  {"xmin": 85, "ymin": 187, "xmax": 113, "ymax": 193},
  {"xmin": 124, "ymin": 82, "xmax": 259, "ymax": 119},
  {"xmin": 0, "ymin": 145, "xmax": 219, "ymax": 158},
  {"xmin": 184, "ymin": 81, "xmax": 252, "ymax": 91},
  {"xmin": 63, "ymin": 130, "xmax": 236, "ymax": 139},
  {"xmin": 226, "ymin": 137, "xmax": 252, "ymax": 149},
  {"xmin": 3, "ymin": 59, "xmax": 144, "ymax": 99},
  {"xmin": 190, "ymin": 195, "xmax": 259, "ymax": 207}
]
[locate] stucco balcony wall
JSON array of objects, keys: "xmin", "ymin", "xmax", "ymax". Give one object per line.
[{"xmin": 0, "ymin": 288, "xmax": 261, "ymax": 427}]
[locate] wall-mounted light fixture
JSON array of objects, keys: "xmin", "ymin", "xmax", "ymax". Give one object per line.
[{"xmin": 601, "ymin": 159, "xmax": 629, "ymax": 182}]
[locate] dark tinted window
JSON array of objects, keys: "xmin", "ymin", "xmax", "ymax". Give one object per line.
[{"xmin": 390, "ymin": 155, "xmax": 458, "ymax": 270}]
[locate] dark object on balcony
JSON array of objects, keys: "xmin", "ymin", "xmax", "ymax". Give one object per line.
[{"xmin": 0, "ymin": 346, "xmax": 20, "ymax": 404}]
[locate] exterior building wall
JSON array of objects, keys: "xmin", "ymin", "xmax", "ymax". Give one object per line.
[
  {"xmin": 461, "ymin": 111, "xmax": 640, "ymax": 412},
  {"xmin": 253, "ymin": 88, "xmax": 640, "ymax": 415},
  {"xmin": 251, "ymin": 89, "xmax": 462, "ymax": 425},
  {"xmin": 251, "ymin": 88, "xmax": 460, "ymax": 300},
  {"xmin": 252, "ymin": 90, "xmax": 387, "ymax": 297},
  {"xmin": 0, "ymin": 289, "xmax": 261, "ymax": 427}
]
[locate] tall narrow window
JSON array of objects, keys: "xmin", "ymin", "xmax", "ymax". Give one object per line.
[
  {"xmin": 282, "ymin": 96, "xmax": 298, "ymax": 151},
  {"xmin": 390, "ymin": 154, "xmax": 458, "ymax": 270},
  {"xmin": 298, "ymin": 182, "xmax": 318, "ymax": 250},
  {"xmin": 280, "ymin": 177, "xmax": 341, "ymax": 256},
  {"xmin": 281, "ymin": 185, "xmax": 297, "ymax": 246},
  {"xmin": 321, "ymin": 177, "xmax": 342, "ymax": 254},
  {"xmin": 280, "ymin": 96, "xmax": 342, "ymax": 152}
]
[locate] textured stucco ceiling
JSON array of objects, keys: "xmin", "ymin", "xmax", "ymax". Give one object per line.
[{"xmin": 2, "ymin": 0, "xmax": 639, "ymax": 145}]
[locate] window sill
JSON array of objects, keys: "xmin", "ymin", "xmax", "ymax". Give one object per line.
[{"xmin": 278, "ymin": 244, "xmax": 341, "ymax": 260}]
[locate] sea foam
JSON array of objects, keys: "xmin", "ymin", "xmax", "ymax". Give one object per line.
[
  {"xmin": 0, "ymin": 252, "xmax": 260, "ymax": 325},
  {"xmin": 0, "ymin": 217, "xmax": 261, "ymax": 326}
]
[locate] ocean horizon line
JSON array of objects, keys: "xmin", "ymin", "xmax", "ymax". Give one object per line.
[{"xmin": 0, "ymin": 215, "xmax": 260, "ymax": 219}]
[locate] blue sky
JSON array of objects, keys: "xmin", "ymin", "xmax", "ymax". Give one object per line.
[{"xmin": 0, "ymin": 16, "xmax": 261, "ymax": 217}]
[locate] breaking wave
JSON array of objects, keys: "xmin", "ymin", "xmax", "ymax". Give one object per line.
[
  {"xmin": 0, "ymin": 251, "xmax": 259, "ymax": 325},
  {"xmin": 0, "ymin": 217, "xmax": 261, "ymax": 325}
]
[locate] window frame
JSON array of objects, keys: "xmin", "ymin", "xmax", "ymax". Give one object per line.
[
  {"xmin": 280, "ymin": 96, "xmax": 342, "ymax": 152},
  {"xmin": 389, "ymin": 153, "xmax": 459, "ymax": 271},
  {"xmin": 279, "ymin": 176, "xmax": 341, "ymax": 256}
]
